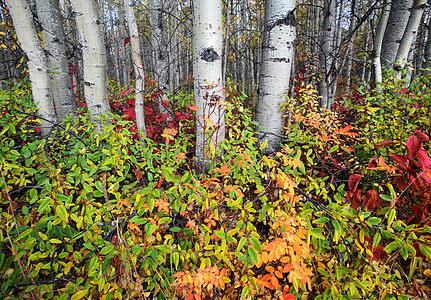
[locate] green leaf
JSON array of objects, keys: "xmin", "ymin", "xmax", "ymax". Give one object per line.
[
  {"xmin": 314, "ymin": 217, "xmax": 330, "ymax": 224},
  {"xmin": 250, "ymin": 236, "xmax": 262, "ymax": 254},
  {"xmin": 56, "ymin": 205, "xmax": 68, "ymax": 221},
  {"xmin": 237, "ymin": 237, "xmax": 247, "ymax": 252},
  {"xmin": 387, "ymin": 209, "xmax": 396, "ymax": 226},
  {"xmin": 248, "ymin": 246, "xmax": 258, "ymax": 265},
  {"xmin": 172, "ymin": 251, "xmax": 179, "ymax": 269},
  {"xmin": 366, "ymin": 217, "xmax": 381, "ymax": 226},
  {"xmin": 373, "ymin": 233, "xmax": 381, "ymax": 248},
  {"xmin": 215, "ymin": 230, "xmax": 225, "ymax": 239},
  {"xmin": 419, "ymin": 243, "xmax": 431, "ymax": 260},
  {"xmin": 162, "ymin": 166, "xmax": 174, "ymax": 182},
  {"xmin": 95, "ymin": 181, "xmax": 103, "ymax": 193},
  {"xmin": 384, "ymin": 241, "xmax": 399, "ymax": 253},
  {"xmin": 311, "ymin": 228, "xmax": 325, "ymax": 239}
]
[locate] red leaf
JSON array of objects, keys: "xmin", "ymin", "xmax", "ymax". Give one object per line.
[
  {"xmin": 348, "ymin": 174, "xmax": 362, "ymax": 192},
  {"xmin": 347, "ymin": 190, "xmax": 361, "ymax": 210},
  {"xmin": 391, "ymin": 154, "xmax": 410, "ymax": 171},
  {"xmin": 362, "ymin": 189, "xmax": 381, "ymax": 210},
  {"xmin": 394, "ymin": 174, "xmax": 408, "ymax": 192},
  {"xmin": 368, "ymin": 158, "xmax": 378, "ymax": 169},
  {"xmin": 376, "ymin": 140, "xmax": 397, "ymax": 147},
  {"xmin": 416, "ymin": 149, "xmax": 431, "ymax": 171},
  {"xmin": 411, "ymin": 204, "xmax": 428, "ymax": 224},
  {"xmin": 415, "ymin": 129, "xmax": 430, "ymax": 142},
  {"xmin": 407, "ymin": 135, "xmax": 422, "ymax": 160},
  {"xmin": 369, "ymin": 244, "xmax": 386, "ymax": 262},
  {"xmin": 135, "ymin": 168, "xmax": 142, "ymax": 181},
  {"xmin": 124, "ymin": 37, "xmax": 130, "ymax": 46}
]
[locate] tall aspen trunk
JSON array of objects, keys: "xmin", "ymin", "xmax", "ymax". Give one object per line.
[
  {"xmin": 119, "ymin": 4, "xmax": 131, "ymax": 87},
  {"xmin": 381, "ymin": 0, "xmax": 413, "ymax": 68},
  {"xmin": 70, "ymin": 0, "xmax": 110, "ymax": 131},
  {"xmin": 255, "ymin": 0, "xmax": 296, "ymax": 153},
  {"xmin": 373, "ymin": 0, "xmax": 392, "ymax": 84},
  {"xmin": 7, "ymin": 0, "xmax": 57, "ymax": 136},
  {"xmin": 192, "ymin": 0, "xmax": 225, "ymax": 174},
  {"xmin": 318, "ymin": 0, "xmax": 336, "ymax": 110},
  {"xmin": 35, "ymin": 0, "xmax": 76, "ymax": 121},
  {"xmin": 124, "ymin": 0, "xmax": 146, "ymax": 138},
  {"xmin": 149, "ymin": 0, "xmax": 171, "ymax": 120},
  {"xmin": 394, "ymin": 0, "xmax": 427, "ymax": 73}
]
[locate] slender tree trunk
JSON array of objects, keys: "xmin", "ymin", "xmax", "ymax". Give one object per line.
[
  {"xmin": 394, "ymin": 0, "xmax": 427, "ymax": 72},
  {"xmin": 108, "ymin": 3, "xmax": 121, "ymax": 86},
  {"xmin": 124, "ymin": 0, "xmax": 146, "ymax": 138},
  {"xmin": 192, "ymin": 0, "xmax": 225, "ymax": 174},
  {"xmin": 373, "ymin": 0, "xmax": 392, "ymax": 84},
  {"xmin": 381, "ymin": 0, "xmax": 413, "ymax": 68},
  {"xmin": 118, "ymin": 3, "xmax": 131, "ymax": 87},
  {"xmin": 70, "ymin": 0, "xmax": 110, "ymax": 131},
  {"xmin": 35, "ymin": 0, "xmax": 76, "ymax": 121},
  {"xmin": 149, "ymin": 0, "xmax": 171, "ymax": 120},
  {"xmin": 255, "ymin": 0, "xmax": 296, "ymax": 153},
  {"xmin": 318, "ymin": 0, "xmax": 336, "ymax": 109},
  {"xmin": 7, "ymin": 0, "xmax": 57, "ymax": 135}
]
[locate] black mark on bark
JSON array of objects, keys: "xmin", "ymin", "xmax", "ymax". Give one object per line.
[
  {"xmin": 265, "ymin": 10, "xmax": 296, "ymax": 32},
  {"xmin": 200, "ymin": 47, "xmax": 220, "ymax": 62}
]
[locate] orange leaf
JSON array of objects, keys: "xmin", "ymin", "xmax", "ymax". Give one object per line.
[
  {"xmin": 271, "ymin": 276, "xmax": 280, "ymax": 289},
  {"xmin": 189, "ymin": 105, "xmax": 199, "ymax": 111},
  {"xmin": 265, "ymin": 265, "xmax": 275, "ymax": 273},
  {"xmin": 339, "ymin": 124, "xmax": 352, "ymax": 133},
  {"xmin": 262, "ymin": 274, "xmax": 271, "ymax": 282},
  {"xmin": 262, "ymin": 251, "xmax": 269, "ymax": 264},
  {"xmin": 275, "ymin": 270, "xmax": 283, "ymax": 279}
]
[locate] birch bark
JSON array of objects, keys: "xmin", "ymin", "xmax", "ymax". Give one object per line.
[
  {"xmin": 70, "ymin": 0, "xmax": 110, "ymax": 131},
  {"xmin": 394, "ymin": 0, "xmax": 427, "ymax": 72},
  {"xmin": 192, "ymin": 0, "xmax": 225, "ymax": 173},
  {"xmin": 381, "ymin": 0, "xmax": 413, "ymax": 68},
  {"xmin": 35, "ymin": 0, "xmax": 76, "ymax": 121},
  {"xmin": 373, "ymin": 0, "xmax": 392, "ymax": 84},
  {"xmin": 7, "ymin": 0, "xmax": 57, "ymax": 135},
  {"xmin": 255, "ymin": 0, "xmax": 296, "ymax": 153},
  {"xmin": 124, "ymin": 0, "xmax": 146, "ymax": 138}
]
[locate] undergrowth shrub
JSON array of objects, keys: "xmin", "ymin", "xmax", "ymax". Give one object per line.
[
  {"xmin": 0, "ymin": 82, "xmax": 311, "ymax": 300},
  {"xmin": 1, "ymin": 75, "xmax": 431, "ymax": 300}
]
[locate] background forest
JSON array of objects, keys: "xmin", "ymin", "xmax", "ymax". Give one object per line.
[{"xmin": 1, "ymin": 0, "xmax": 431, "ymax": 299}]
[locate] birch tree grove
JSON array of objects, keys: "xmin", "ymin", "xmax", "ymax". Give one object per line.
[
  {"xmin": 256, "ymin": 0, "xmax": 296, "ymax": 153},
  {"xmin": 192, "ymin": 0, "xmax": 225, "ymax": 173},
  {"xmin": 6, "ymin": 0, "xmax": 57, "ymax": 135},
  {"xmin": 124, "ymin": 0, "xmax": 146, "ymax": 138},
  {"xmin": 70, "ymin": 0, "xmax": 110, "ymax": 131}
]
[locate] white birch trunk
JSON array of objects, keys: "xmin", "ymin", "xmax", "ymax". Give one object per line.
[
  {"xmin": 149, "ymin": 0, "xmax": 171, "ymax": 120},
  {"xmin": 70, "ymin": 0, "xmax": 110, "ymax": 131},
  {"xmin": 255, "ymin": 0, "xmax": 296, "ymax": 153},
  {"xmin": 192, "ymin": 0, "xmax": 225, "ymax": 173},
  {"xmin": 118, "ymin": 4, "xmax": 131, "ymax": 86},
  {"xmin": 394, "ymin": 0, "xmax": 427, "ymax": 72},
  {"xmin": 7, "ymin": 0, "xmax": 57, "ymax": 135},
  {"xmin": 381, "ymin": 0, "xmax": 413, "ymax": 68},
  {"xmin": 35, "ymin": 0, "xmax": 76, "ymax": 121},
  {"xmin": 124, "ymin": 0, "xmax": 146, "ymax": 138},
  {"xmin": 318, "ymin": 0, "xmax": 336, "ymax": 110},
  {"xmin": 373, "ymin": 0, "xmax": 392, "ymax": 84}
]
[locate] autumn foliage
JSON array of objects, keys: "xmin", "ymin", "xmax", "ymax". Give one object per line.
[{"xmin": 1, "ymin": 73, "xmax": 431, "ymax": 300}]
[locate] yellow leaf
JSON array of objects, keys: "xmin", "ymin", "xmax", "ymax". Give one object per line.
[{"xmin": 71, "ymin": 289, "xmax": 88, "ymax": 300}]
